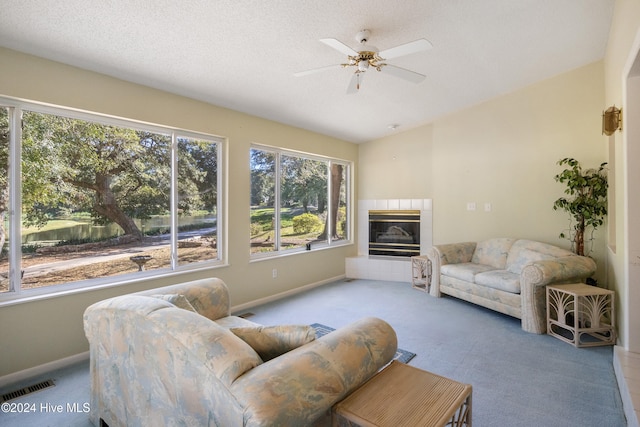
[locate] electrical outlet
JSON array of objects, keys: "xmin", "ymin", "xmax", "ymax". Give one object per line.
[
  {"xmin": 272, "ymin": 268, "xmax": 277, "ymax": 279},
  {"xmin": 466, "ymin": 202, "xmax": 476, "ymax": 211}
]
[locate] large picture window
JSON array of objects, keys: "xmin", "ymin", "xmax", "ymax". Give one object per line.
[
  {"xmin": 250, "ymin": 145, "xmax": 350, "ymax": 256},
  {"xmin": 0, "ymin": 100, "xmax": 223, "ymax": 296}
]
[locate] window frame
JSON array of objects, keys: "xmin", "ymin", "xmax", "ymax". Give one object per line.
[
  {"xmin": 0, "ymin": 96, "xmax": 226, "ymax": 304},
  {"xmin": 250, "ymin": 144, "xmax": 352, "ymax": 260}
]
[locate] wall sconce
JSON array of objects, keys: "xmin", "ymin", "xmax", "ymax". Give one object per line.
[{"xmin": 602, "ymin": 105, "xmax": 622, "ymax": 136}]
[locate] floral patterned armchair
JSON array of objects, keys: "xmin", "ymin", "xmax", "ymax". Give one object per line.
[{"xmin": 83, "ymin": 278, "xmax": 397, "ymax": 426}]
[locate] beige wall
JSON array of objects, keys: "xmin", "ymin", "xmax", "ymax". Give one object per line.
[
  {"xmin": 0, "ymin": 47, "xmax": 358, "ymax": 377},
  {"xmin": 360, "ymin": 61, "xmax": 608, "ymax": 279},
  {"xmin": 358, "ymin": 124, "xmax": 434, "ymax": 200}
]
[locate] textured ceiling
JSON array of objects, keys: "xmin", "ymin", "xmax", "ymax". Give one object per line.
[{"xmin": 0, "ymin": 1, "xmax": 614, "ymax": 143}]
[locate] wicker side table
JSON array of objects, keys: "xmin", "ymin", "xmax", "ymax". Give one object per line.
[
  {"xmin": 411, "ymin": 255, "xmax": 431, "ymax": 292},
  {"xmin": 546, "ymin": 283, "xmax": 615, "ymax": 347},
  {"xmin": 332, "ymin": 361, "xmax": 472, "ymax": 427}
]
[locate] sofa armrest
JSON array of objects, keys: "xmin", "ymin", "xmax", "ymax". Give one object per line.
[
  {"xmin": 520, "ymin": 255, "xmax": 597, "ymax": 334},
  {"xmin": 521, "ymin": 256, "xmax": 597, "ymax": 286},
  {"xmin": 426, "ymin": 242, "xmax": 477, "ymax": 297},
  {"xmin": 429, "ymin": 242, "xmax": 477, "ymax": 265},
  {"xmin": 230, "ymin": 317, "xmax": 398, "ymax": 427}
]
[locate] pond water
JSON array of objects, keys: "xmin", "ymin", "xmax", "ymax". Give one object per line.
[{"xmin": 22, "ymin": 215, "xmax": 216, "ymax": 244}]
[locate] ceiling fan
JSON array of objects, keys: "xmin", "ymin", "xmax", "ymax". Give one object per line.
[{"xmin": 294, "ymin": 29, "xmax": 432, "ymax": 94}]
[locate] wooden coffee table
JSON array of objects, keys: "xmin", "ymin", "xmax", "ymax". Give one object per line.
[{"xmin": 332, "ymin": 361, "xmax": 472, "ymax": 427}]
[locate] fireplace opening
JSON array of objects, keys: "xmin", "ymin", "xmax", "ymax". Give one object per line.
[{"xmin": 369, "ymin": 210, "xmax": 420, "ymax": 257}]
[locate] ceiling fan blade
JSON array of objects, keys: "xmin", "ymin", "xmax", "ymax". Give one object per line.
[
  {"xmin": 320, "ymin": 38, "xmax": 358, "ymax": 56},
  {"xmin": 378, "ymin": 38, "xmax": 433, "ymax": 60},
  {"xmin": 294, "ymin": 64, "xmax": 342, "ymax": 77},
  {"xmin": 346, "ymin": 72, "xmax": 364, "ymax": 94},
  {"xmin": 380, "ymin": 64, "xmax": 426, "ymax": 83}
]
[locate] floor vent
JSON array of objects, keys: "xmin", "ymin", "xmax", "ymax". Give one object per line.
[
  {"xmin": 1, "ymin": 379, "xmax": 55, "ymax": 403},
  {"xmin": 238, "ymin": 312, "xmax": 255, "ymax": 318}
]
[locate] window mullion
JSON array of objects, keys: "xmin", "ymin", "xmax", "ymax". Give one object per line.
[
  {"xmin": 170, "ymin": 133, "xmax": 178, "ymax": 269},
  {"xmin": 274, "ymin": 152, "xmax": 281, "ymax": 251},
  {"xmin": 216, "ymin": 141, "xmax": 224, "ymax": 263},
  {"xmin": 327, "ymin": 160, "xmax": 333, "ymax": 245},
  {"xmin": 9, "ymin": 107, "xmax": 22, "ymax": 292}
]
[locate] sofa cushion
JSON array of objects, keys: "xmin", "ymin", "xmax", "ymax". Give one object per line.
[
  {"xmin": 150, "ymin": 294, "xmax": 197, "ymax": 312},
  {"xmin": 474, "ymin": 270, "xmax": 521, "ymax": 293},
  {"xmin": 230, "ymin": 325, "xmax": 316, "ymax": 361},
  {"xmin": 176, "ymin": 316, "xmax": 263, "ymax": 386},
  {"xmin": 441, "ymin": 262, "xmax": 496, "ymax": 282},
  {"xmin": 471, "ymin": 238, "xmax": 516, "ymax": 269}
]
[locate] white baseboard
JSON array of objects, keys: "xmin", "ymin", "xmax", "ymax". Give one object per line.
[
  {"xmin": 230, "ymin": 275, "xmax": 345, "ymax": 313},
  {"xmin": 0, "ymin": 351, "xmax": 89, "ymax": 389}
]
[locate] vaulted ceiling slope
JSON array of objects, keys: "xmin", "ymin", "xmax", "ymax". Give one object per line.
[{"xmin": 0, "ymin": 1, "xmax": 614, "ymax": 143}]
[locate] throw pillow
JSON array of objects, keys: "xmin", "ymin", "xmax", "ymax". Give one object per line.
[
  {"xmin": 230, "ymin": 325, "xmax": 316, "ymax": 361},
  {"xmin": 471, "ymin": 238, "xmax": 516, "ymax": 269},
  {"xmin": 150, "ymin": 294, "xmax": 197, "ymax": 313}
]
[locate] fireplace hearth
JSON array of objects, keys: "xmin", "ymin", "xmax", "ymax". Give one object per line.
[{"xmin": 369, "ymin": 210, "xmax": 420, "ymax": 257}]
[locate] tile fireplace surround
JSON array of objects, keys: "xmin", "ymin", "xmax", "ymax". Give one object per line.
[{"xmin": 346, "ymin": 199, "xmax": 433, "ymax": 282}]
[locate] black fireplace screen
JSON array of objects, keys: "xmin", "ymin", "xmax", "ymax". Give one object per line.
[{"xmin": 368, "ymin": 210, "xmax": 420, "ymax": 257}]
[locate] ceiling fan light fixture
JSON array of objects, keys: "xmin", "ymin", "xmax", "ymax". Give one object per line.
[{"xmin": 296, "ymin": 29, "xmax": 432, "ymax": 94}]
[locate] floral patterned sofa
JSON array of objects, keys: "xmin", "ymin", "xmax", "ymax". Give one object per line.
[
  {"xmin": 83, "ymin": 278, "xmax": 397, "ymax": 427},
  {"xmin": 426, "ymin": 238, "xmax": 597, "ymax": 334}
]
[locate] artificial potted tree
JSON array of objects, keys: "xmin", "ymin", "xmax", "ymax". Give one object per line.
[{"xmin": 553, "ymin": 158, "xmax": 608, "ymax": 258}]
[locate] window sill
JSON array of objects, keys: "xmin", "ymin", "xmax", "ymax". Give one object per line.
[
  {"xmin": 250, "ymin": 240, "xmax": 352, "ymax": 262},
  {"xmin": 0, "ymin": 261, "xmax": 228, "ymax": 308}
]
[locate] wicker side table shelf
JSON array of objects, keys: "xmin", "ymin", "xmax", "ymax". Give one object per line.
[
  {"xmin": 411, "ymin": 255, "xmax": 431, "ymax": 292},
  {"xmin": 546, "ymin": 283, "xmax": 615, "ymax": 348},
  {"xmin": 332, "ymin": 361, "xmax": 472, "ymax": 427}
]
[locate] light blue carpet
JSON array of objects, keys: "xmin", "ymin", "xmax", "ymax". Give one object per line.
[
  {"xmin": 243, "ymin": 279, "xmax": 625, "ymax": 427},
  {"xmin": 0, "ymin": 279, "xmax": 626, "ymax": 426}
]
